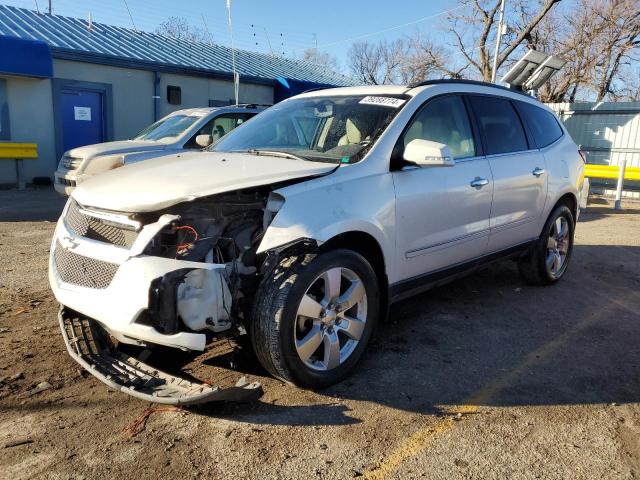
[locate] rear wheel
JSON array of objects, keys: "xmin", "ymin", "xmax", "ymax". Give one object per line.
[
  {"xmin": 251, "ymin": 248, "xmax": 379, "ymax": 388},
  {"xmin": 518, "ymin": 204, "xmax": 574, "ymax": 285}
]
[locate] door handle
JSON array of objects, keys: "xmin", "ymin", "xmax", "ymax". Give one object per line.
[
  {"xmin": 470, "ymin": 177, "xmax": 489, "ymax": 188},
  {"xmin": 532, "ymin": 167, "xmax": 546, "ymax": 177}
]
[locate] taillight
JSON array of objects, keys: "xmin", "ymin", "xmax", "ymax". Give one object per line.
[{"xmin": 578, "ymin": 148, "xmax": 587, "ymax": 163}]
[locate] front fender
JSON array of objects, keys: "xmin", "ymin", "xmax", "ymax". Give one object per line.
[{"xmin": 257, "ymin": 171, "xmax": 401, "ymax": 282}]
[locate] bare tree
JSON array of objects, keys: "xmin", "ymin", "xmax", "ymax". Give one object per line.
[
  {"xmin": 348, "ymin": 1, "xmax": 560, "ymax": 84},
  {"xmin": 302, "ymin": 48, "xmax": 339, "ymax": 71},
  {"xmin": 529, "ymin": 0, "xmax": 640, "ymax": 102},
  {"xmin": 348, "ymin": 39, "xmax": 411, "ymax": 84},
  {"xmin": 347, "ymin": 0, "xmax": 639, "ymax": 101},
  {"xmin": 406, "ymin": 35, "xmax": 468, "ymax": 82},
  {"xmin": 445, "ymin": 0, "xmax": 561, "ymax": 81},
  {"xmin": 592, "ymin": 2, "xmax": 640, "ymax": 100},
  {"xmin": 155, "ymin": 16, "xmax": 208, "ymax": 43}
]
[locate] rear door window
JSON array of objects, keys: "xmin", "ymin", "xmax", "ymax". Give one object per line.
[
  {"xmin": 516, "ymin": 101, "xmax": 563, "ymax": 148},
  {"xmin": 468, "ymin": 96, "xmax": 529, "ymax": 155}
]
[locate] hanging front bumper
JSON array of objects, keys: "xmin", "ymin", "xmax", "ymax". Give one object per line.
[{"xmin": 59, "ymin": 308, "xmax": 262, "ymax": 405}]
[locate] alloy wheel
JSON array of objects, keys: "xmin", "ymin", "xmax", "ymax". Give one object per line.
[
  {"xmin": 294, "ymin": 267, "xmax": 368, "ymax": 371},
  {"xmin": 546, "ymin": 216, "xmax": 570, "ymax": 278}
]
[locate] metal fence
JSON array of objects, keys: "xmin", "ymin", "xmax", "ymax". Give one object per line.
[{"xmin": 547, "ymin": 101, "xmax": 640, "ymax": 199}]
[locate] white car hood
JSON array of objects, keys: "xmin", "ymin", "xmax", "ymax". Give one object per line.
[
  {"xmin": 72, "ymin": 151, "xmax": 336, "ymax": 212},
  {"xmin": 67, "ymin": 140, "xmax": 167, "ymax": 159}
]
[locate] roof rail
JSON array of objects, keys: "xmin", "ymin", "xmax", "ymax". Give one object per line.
[
  {"xmin": 409, "ymin": 79, "xmax": 531, "ymax": 97},
  {"xmin": 236, "ymin": 103, "xmax": 271, "ymax": 109}
]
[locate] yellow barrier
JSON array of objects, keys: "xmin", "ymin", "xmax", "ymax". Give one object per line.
[
  {"xmin": 585, "ymin": 163, "xmax": 640, "ymax": 181},
  {"xmin": 0, "ymin": 142, "xmax": 38, "ymax": 159},
  {"xmin": 0, "ymin": 142, "xmax": 38, "ymax": 189}
]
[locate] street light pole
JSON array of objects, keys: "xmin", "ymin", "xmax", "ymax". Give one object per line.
[{"xmin": 491, "ymin": 0, "xmax": 506, "ymax": 83}]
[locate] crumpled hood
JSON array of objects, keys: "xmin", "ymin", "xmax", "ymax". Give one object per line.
[
  {"xmin": 72, "ymin": 151, "xmax": 336, "ymax": 212},
  {"xmin": 67, "ymin": 140, "xmax": 166, "ymax": 159}
]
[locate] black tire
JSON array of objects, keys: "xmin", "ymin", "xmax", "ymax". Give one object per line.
[
  {"xmin": 518, "ymin": 204, "xmax": 575, "ymax": 285},
  {"xmin": 251, "ymin": 248, "xmax": 380, "ymax": 388}
]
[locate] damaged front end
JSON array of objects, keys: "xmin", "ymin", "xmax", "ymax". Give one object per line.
[{"xmin": 49, "ymin": 186, "xmax": 289, "ymax": 404}]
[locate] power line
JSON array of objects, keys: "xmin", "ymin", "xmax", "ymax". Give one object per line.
[
  {"xmin": 201, "ymin": 13, "xmax": 214, "ymax": 44},
  {"xmin": 295, "ymin": 4, "xmax": 467, "ymax": 52},
  {"xmin": 121, "ymin": 0, "xmax": 136, "ymax": 31}
]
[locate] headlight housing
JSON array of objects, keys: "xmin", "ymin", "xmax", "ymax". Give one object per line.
[
  {"xmin": 82, "ymin": 154, "xmax": 125, "ymax": 174},
  {"xmin": 59, "ymin": 152, "xmax": 83, "ymax": 170}
]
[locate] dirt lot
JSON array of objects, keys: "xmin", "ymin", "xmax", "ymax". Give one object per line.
[{"xmin": 1, "ymin": 189, "xmax": 639, "ymax": 480}]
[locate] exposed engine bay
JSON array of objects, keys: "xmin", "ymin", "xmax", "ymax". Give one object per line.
[{"xmin": 138, "ymin": 186, "xmax": 286, "ymax": 340}]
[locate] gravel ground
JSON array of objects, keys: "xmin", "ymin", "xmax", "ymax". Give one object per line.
[{"xmin": 0, "ymin": 190, "xmax": 639, "ymax": 480}]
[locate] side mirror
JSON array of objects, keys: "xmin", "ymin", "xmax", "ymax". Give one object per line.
[
  {"xmin": 195, "ymin": 134, "xmax": 213, "ymax": 148},
  {"xmin": 403, "ymin": 139, "xmax": 454, "ymax": 167}
]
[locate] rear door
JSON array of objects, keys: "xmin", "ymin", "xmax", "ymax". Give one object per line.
[
  {"xmin": 467, "ymin": 95, "xmax": 547, "ymax": 253},
  {"xmin": 393, "ymin": 94, "xmax": 493, "ymax": 280}
]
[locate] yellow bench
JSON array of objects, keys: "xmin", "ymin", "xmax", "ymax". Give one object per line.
[{"xmin": 0, "ymin": 142, "xmax": 38, "ymax": 189}]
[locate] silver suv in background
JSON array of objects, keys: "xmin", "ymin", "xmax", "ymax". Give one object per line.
[
  {"xmin": 49, "ymin": 80, "xmax": 584, "ymax": 404},
  {"xmin": 54, "ymin": 104, "xmax": 266, "ymax": 195}
]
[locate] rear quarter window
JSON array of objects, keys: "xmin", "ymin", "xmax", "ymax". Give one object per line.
[
  {"xmin": 517, "ymin": 101, "xmax": 564, "ymax": 148},
  {"xmin": 468, "ymin": 96, "xmax": 529, "ymax": 155}
]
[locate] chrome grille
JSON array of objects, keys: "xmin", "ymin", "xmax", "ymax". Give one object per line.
[
  {"xmin": 53, "ymin": 241, "xmax": 119, "ymax": 289},
  {"xmin": 65, "ymin": 200, "xmax": 138, "ymax": 248}
]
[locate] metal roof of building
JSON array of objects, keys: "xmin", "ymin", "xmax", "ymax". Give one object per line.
[{"xmin": 0, "ymin": 5, "xmax": 356, "ymax": 87}]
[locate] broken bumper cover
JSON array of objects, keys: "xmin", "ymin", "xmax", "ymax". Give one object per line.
[
  {"xmin": 60, "ymin": 308, "xmax": 262, "ymax": 405},
  {"xmin": 48, "ymin": 213, "xmax": 230, "ymax": 351}
]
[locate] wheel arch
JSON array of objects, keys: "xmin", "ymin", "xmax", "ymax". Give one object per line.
[
  {"xmin": 553, "ymin": 191, "xmax": 578, "ymax": 222},
  {"xmin": 320, "ymin": 231, "xmax": 390, "ymax": 321}
]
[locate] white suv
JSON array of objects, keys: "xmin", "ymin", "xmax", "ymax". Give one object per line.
[
  {"xmin": 54, "ymin": 105, "xmax": 265, "ymax": 196},
  {"xmin": 49, "ymin": 80, "xmax": 584, "ymax": 404}
]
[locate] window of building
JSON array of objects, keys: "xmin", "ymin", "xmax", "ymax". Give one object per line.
[
  {"xmin": 167, "ymin": 85, "xmax": 182, "ymax": 105},
  {"xmin": 469, "ymin": 96, "xmax": 529, "ymax": 155}
]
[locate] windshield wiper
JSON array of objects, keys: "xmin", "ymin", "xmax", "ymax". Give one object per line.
[{"xmin": 243, "ymin": 149, "xmax": 306, "ymax": 162}]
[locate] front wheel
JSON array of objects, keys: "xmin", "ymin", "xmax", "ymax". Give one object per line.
[
  {"xmin": 518, "ymin": 204, "xmax": 575, "ymax": 285},
  {"xmin": 251, "ymin": 248, "xmax": 380, "ymax": 388}
]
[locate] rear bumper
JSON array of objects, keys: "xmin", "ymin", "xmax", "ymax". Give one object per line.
[{"xmin": 59, "ymin": 309, "xmax": 262, "ymax": 405}]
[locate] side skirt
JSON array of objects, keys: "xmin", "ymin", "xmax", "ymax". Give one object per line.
[{"xmin": 389, "ymin": 240, "xmax": 536, "ymax": 304}]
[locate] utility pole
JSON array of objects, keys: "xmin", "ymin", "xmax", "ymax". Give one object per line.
[
  {"xmin": 226, "ymin": 0, "xmax": 239, "ymax": 105},
  {"xmin": 491, "ymin": 0, "xmax": 506, "ymax": 83},
  {"xmin": 48, "ymin": 0, "xmax": 52, "ymax": 15}
]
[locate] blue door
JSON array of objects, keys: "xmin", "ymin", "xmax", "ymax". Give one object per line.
[{"xmin": 61, "ymin": 89, "xmax": 104, "ymax": 151}]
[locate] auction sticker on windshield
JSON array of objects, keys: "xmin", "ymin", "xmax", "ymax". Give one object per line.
[{"xmin": 359, "ymin": 96, "xmax": 406, "ymax": 108}]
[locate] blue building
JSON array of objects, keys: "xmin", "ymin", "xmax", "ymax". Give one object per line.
[{"xmin": 0, "ymin": 5, "xmax": 354, "ymax": 185}]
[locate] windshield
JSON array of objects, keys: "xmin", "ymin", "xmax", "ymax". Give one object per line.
[
  {"xmin": 211, "ymin": 95, "xmax": 407, "ymax": 164},
  {"xmin": 133, "ymin": 114, "xmax": 202, "ymax": 141}
]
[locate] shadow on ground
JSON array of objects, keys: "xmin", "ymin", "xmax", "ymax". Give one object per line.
[{"xmin": 186, "ymin": 243, "xmax": 640, "ymax": 425}]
